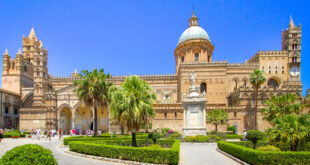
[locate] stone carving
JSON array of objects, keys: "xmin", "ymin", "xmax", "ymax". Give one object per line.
[
  {"xmin": 182, "ymin": 71, "xmax": 207, "ymax": 137},
  {"xmin": 190, "ymin": 72, "xmax": 196, "ymax": 86}
]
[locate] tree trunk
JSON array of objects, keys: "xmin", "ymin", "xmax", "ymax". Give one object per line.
[
  {"xmin": 94, "ymin": 100, "xmax": 98, "ymax": 137},
  {"xmin": 132, "ymin": 128, "xmax": 137, "ymax": 147},
  {"xmin": 145, "ymin": 117, "xmax": 149, "ymax": 133},
  {"xmin": 121, "ymin": 125, "xmax": 124, "ymax": 135},
  {"xmin": 215, "ymin": 124, "xmax": 218, "ymax": 132},
  {"xmin": 255, "ymin": 87, "xmax": 258, "ymax": 130}
]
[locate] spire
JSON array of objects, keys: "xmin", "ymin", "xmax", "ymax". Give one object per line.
[
  {"xmin": 189, "ymin": 9, "xmax": 198, "ymax": 27},
  {"xmin": 28, "ymin": 27, "xmax": 37, "ymax": 40},
  {"xmin": 4, "ymin": 48, "xmax": 9, "ymax": 55},
  {"xmin": 289, "ymin": 16, "xmax": 295, "ymax": 28},
  {"xmin": 17, "ymin": 48, "xmax": 21, "ymax": 55}
]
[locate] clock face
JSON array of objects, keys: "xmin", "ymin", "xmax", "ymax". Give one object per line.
[{"xmin": 290, "ymin": 67, "xmax": 300, "ymax": 77}]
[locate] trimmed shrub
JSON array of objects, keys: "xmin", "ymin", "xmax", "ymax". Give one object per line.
[
  {"xmin": 226, "ymin": 134, "xmax": 243, "ymax": 139},
  {"xmin": 218, "ymin": 141, "xmax": 310, "ymax": 165},
  {"xmin": 246, "ymin": 130, "xmax": 263, "ymax": 148},
  {"xmin": 148, "ymin": 132, "xmax": 161, "ymax": 144},
  {"xmin": 257, "ymin": 145, "xmax": 280, "ymax": 151},
  {"xmin": 227, "ymin": 126, "xmax": 236, "ymax": 134},
  {"xmin": 69, "ymin": 140, "xmax": 180, "ymax": 164},
  {"xmin": 0, "ymin": 144, "xmax": 57, "ymax": 165},
  {"xmin": 167, "ymin": 132, "xmax": 181, "ymax": 140},
  {"xmin": 231, "ymin": 141, "xmax": 267, "ymax": 148}
]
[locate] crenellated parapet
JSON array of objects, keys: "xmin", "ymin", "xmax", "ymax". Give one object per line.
[
  {"xmin": 180, "ymin": 60, "xmax": 259, "ymax": 69},
  {"xmin": 51, "ymin": 73, "xmax": 178, "ymax": 82},
  {"xmin": 248, "ymin": 50, "xmax": 288, "ymax": 64}
]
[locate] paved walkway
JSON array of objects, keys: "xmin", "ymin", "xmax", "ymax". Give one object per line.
[
  {"xmin": 0, "ymin": 136, "xmax": 121, "ymax": 165},
  {"xmin": 181, "ymin": 143, "xmax": 239, "ymax": 165}
]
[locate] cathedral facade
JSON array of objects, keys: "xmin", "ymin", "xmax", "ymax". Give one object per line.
[{"xmin": 2, "ymin": 12, "xmax": 302, "ymax": 134}]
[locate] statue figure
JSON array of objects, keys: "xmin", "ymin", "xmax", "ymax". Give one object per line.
[{"xmin": 190, "ymin": 72, "xmax": 196, "ymax": 87}]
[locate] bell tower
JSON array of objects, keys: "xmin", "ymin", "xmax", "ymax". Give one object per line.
[{"xmin": 282, "ymin": 17, "xmax": 301, "ymax": 81}]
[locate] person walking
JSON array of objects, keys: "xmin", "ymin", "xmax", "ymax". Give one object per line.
[
  {"xmin": 36, "ymin": 128, "xmax": 41, "ymax": 140},
  {"xmin": 31, "ymin": 129, "xmax": 35, "ymax": 140},
  {"xmin": 0, "ymin": 128, "xmax": 4, "ymax": 143},
  {"xmin": 59, "ymin": 129, "xmax": 62, "ymax": 140},
  {"xmin": 48, "ymin": 130, "xmax": 52, "ymax": 141},
  {"xmin": 98, "ymin": 129, "xmax": 101, "ymax": 136},
  {"xmin": 72, "ymin": 128, "xmax": 76, "ymax": 136}
]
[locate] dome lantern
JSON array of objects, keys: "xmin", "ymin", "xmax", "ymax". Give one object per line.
[{"xmin": 189, "ymin": 11, "xmax": 198, "ymax": 27}]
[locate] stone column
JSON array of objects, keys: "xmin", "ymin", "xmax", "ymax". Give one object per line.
[{"xmin": 72, "ymin": 118, "xmax": 75, "ymax": 129}]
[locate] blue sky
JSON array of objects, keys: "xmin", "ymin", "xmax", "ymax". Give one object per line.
[{"xmin": 0, "ymin": 0, "xmax": 309, "ymax": 95}]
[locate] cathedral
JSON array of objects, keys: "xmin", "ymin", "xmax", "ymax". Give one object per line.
[{"xmin": 1, "ymin": 11, "xmax": 302, "ymax": 134}]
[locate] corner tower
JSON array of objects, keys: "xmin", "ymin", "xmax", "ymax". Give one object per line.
[{"xmin": 174, "ymin": 11, "xmax": 214, "ymax": 73}]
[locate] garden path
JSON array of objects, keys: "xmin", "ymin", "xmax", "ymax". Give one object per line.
[{"xmin": 181, "ymin": 143, "xmax": 240, "ymax": 165}]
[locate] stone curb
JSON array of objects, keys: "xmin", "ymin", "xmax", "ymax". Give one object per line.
[
  {"xmin": 216, "ymin": 148, "xmax": 249, "ymax": 165},
  {"xmin": 64, "ymin": 149, "xmax": 163, "ymax": 165}
]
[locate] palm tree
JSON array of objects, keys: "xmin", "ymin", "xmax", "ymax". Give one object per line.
[
  {"xmin": 108, "ymin": 86, "xmax": 127, "ymax": 135},
  {"xmin": 109, "ymin": 75, "xmax": 156, "ymax": 146},
  {"xmin": 206, "ymin": 109, "xmax": 228, "ymax": 132},
  {"xmin": 250, "ymin": 69, "xmax": 266, "ymax": 129},
  {"xmin": 304, "ymin": 89, "xmax": 310, "ymax": 107},
  {"xmin": 262, "ymin": 93, "xmax": 302, "ymax": 122},
  {"xmin": 267, "ymin": 114, "xmax": 310, "ymax": 151},
  {"xmin": 73, "ymin": 68, "xmax": 113, "ymax": 137}
]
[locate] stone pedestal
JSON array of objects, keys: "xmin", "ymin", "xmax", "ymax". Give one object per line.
[{"xmin": 182, "ymin": 74, "xmax": 207, "ymax": 137}]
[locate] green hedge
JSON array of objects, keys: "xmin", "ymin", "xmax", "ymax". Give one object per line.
[
  {"xmin": 0, "ymin": 144, "xmax": 57, "ymax": 165},
  {"xmin": 217, "ymin": 141, "xmax": 310, "ymax": 165},
  {"xmin": 63, "ymin": 134, "xmax": 148, "ymax": 145},
  {"xmin": 3, "ymin": 132, "xmax": 28, "ymax": 138},
  {"xmin": 184, "ymin": 135, "xmax": 211, "ymax": 142},
  {"xmin": 231, "ymin": 141, "xmax": 267, "ymax": 148},
  {"xmin": 69, "ymin": 140, "xmax": 180, "ymax": 164},
  {"xmin": 89, "ymin": 139, "xmax": 154, "ymax": 147},
  {"xmin": 225, "ymin": 134, "xmax": 243, "ymax": 139}
]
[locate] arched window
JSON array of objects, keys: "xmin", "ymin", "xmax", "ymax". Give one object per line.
[
  {"xmin": 267, "ymin": 79, "xmax": 279, "ymax": 89},
  {"xmin": 181, "ymin": 56, "xmax": 184, "ymax": 63},
  {"xmin": 234, "ymin": 80, "xmax": 238, "ymax": 90},
  {"xmin": 200, "ymin": 83, "xmax": 207, "ymax": 93},
  {"xmin": 37, "ymin": 58, "xmax": 40, "ymax": 66},
  {"xmin": 195, "ymin": 53, "xmax": 199, "ymax": 62}
]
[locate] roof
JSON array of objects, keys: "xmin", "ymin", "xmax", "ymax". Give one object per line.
[{"xmin": 0, "ymin": 88, "xmax": 20, "ymax": 96}]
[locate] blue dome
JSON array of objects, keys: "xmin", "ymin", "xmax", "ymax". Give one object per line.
[{"xmin": 178, "ymin": 26, "xmax": 211, "ymax": 45}]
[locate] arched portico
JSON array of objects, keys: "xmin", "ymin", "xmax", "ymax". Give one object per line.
[{"xmin": 58, "ymin": 105, "xmax": 72, "ymax": 132}]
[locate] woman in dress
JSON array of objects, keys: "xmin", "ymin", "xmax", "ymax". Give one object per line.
[{"xmin": 0, "ymin": 128, "xmax": 4, "ymax": 143}]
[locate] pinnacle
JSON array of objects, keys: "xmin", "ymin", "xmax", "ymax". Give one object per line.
[
  {"xmin": 289, "ymin": 16, "xmax": 295, "ymax": 28},
  {"xmin": 4, "ymin": 48, "xmax": 8, "ymax": 55},
  {"xmin": 28, "ymin": 27, "xmax": 37, "ymax": 39}
]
